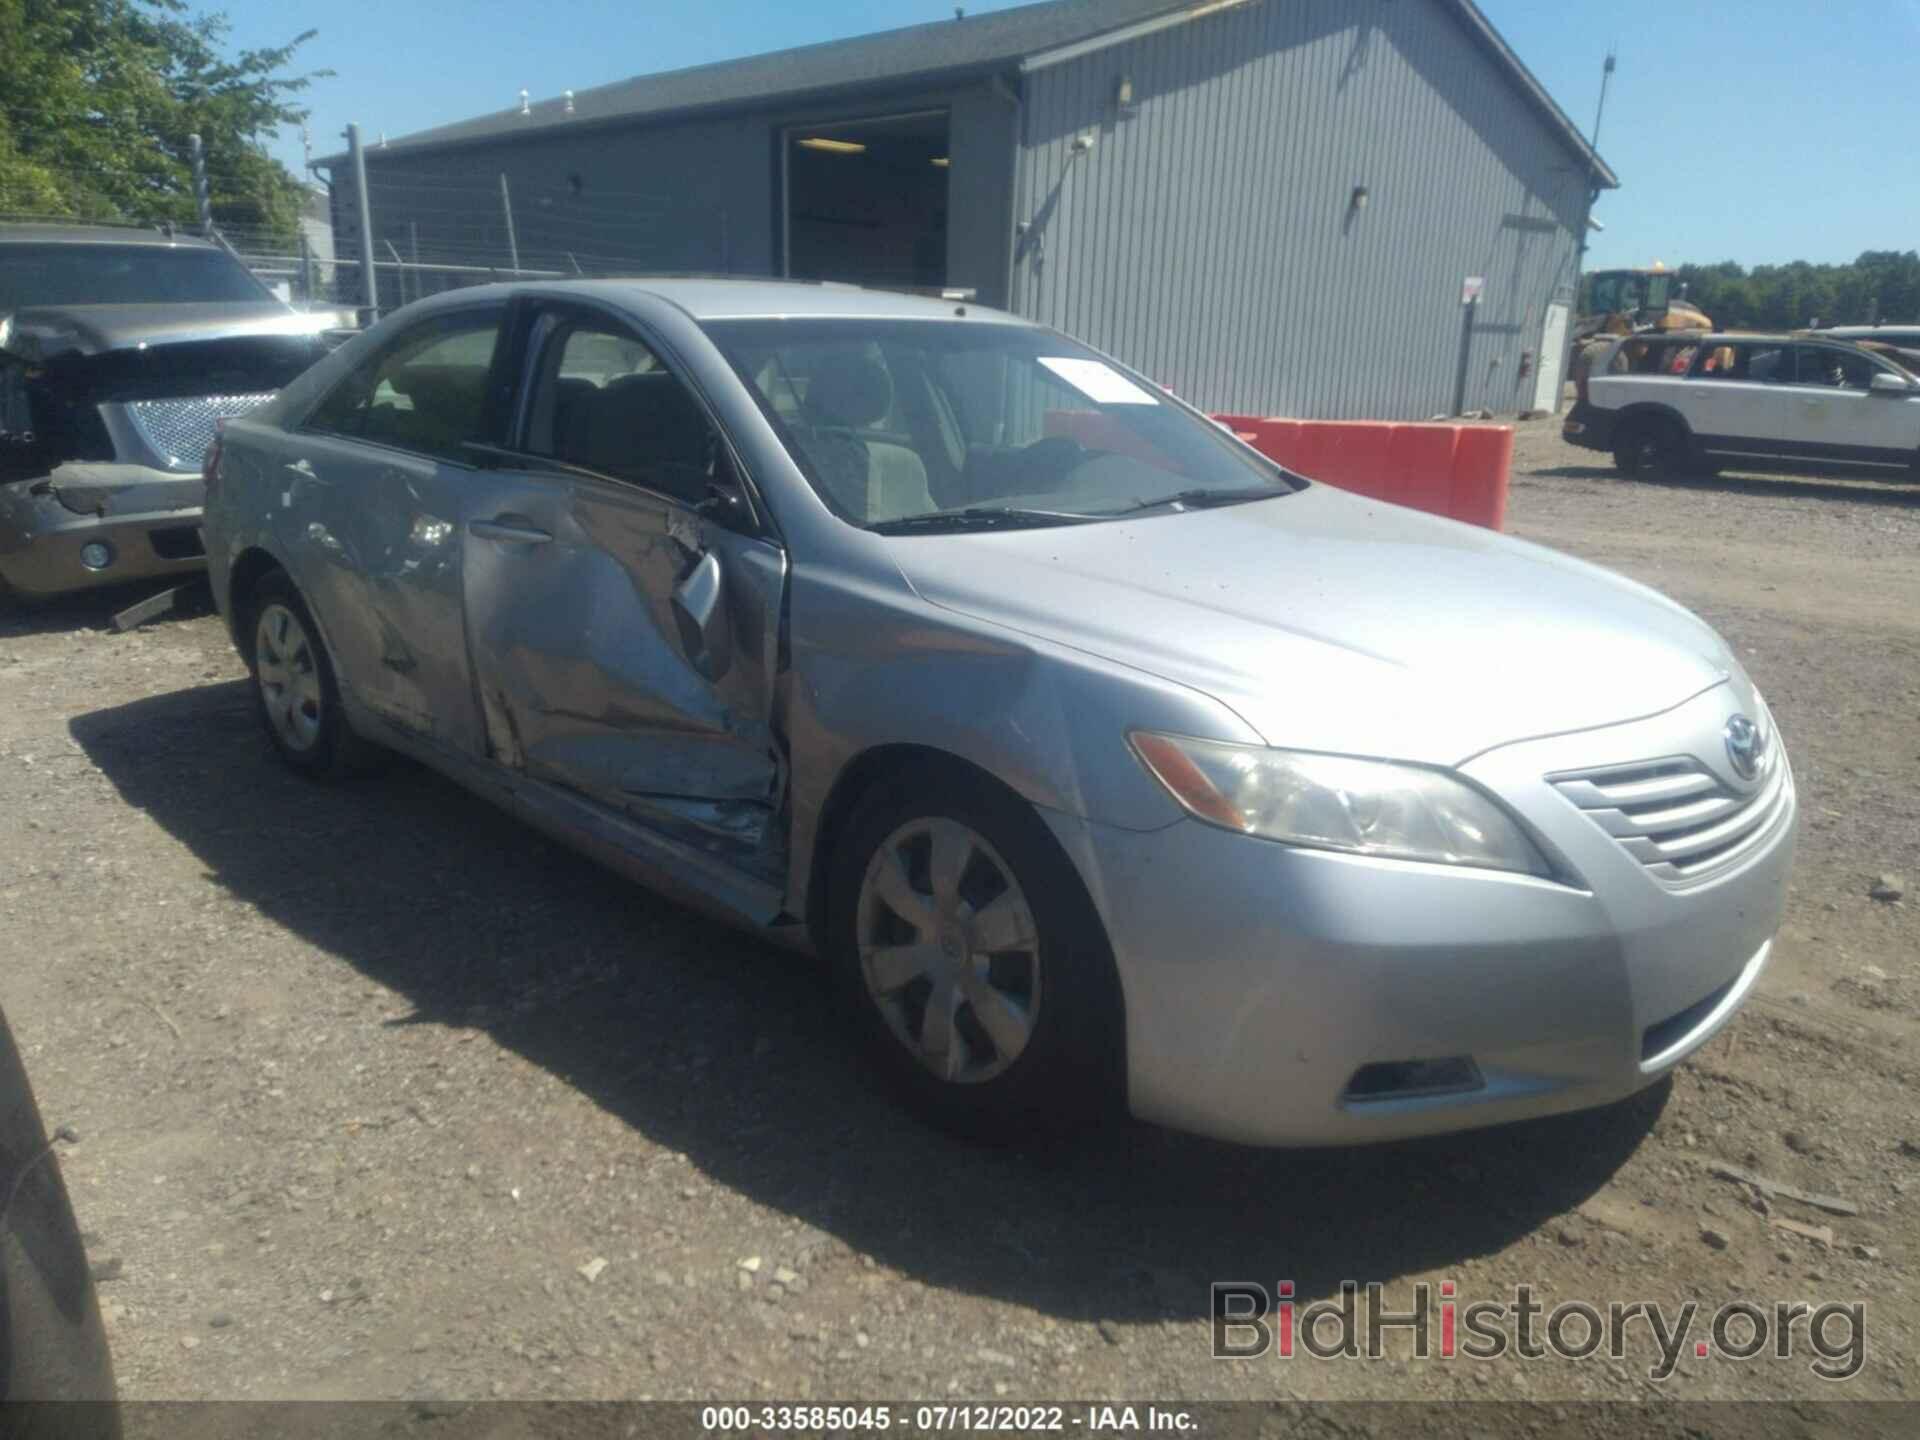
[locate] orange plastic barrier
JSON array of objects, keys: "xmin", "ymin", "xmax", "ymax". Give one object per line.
[
  {"xmin": 1449, "ymin": 425, "xmax": 1514, "ymax": 531},
  {"xmin": 1212, "ymin": 415, "xmax": 1512, "ymax": 530}
]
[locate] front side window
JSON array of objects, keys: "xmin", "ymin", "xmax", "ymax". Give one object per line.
[
  {"xmin": 1789, "ymin": 346, "xmax": 1876, "ymax": 391},
  {"xmin": 521, "ymin": 316, "xmax": 717, "ymax": 506},
  {"xmin": 0, "ymin": 242, "xmax": 269, "ymax": 309},
  {"xmin": 306, "ymin": 308, "xmax": 505, "ymax": 462},
  {"xmin": 705, "ymin": 320, "xmax": 1294, "ymax": 530}
]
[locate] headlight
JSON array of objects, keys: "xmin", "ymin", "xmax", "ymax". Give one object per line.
[{"xmin": 1129, "ymin": 731, "xmax": 1552, "ymax": 876}]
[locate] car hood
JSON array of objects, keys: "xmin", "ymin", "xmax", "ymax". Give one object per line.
[
  {"xmin": 888, "ymin": 485, "xmax": 1737, "ymax": 766},
  {"xmin": 1, "ymin": 301, "xmax": 332, "ymax": 360}
]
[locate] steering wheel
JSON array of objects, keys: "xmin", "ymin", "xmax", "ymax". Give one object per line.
[{"xmin": 1018, "ymin": 435, "xmax": 1087, "ymax": 469}]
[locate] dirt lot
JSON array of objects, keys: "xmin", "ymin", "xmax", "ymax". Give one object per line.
[{"xmin": 2, "ymin": 420, "xmax": 1916, "ymax": 1409}]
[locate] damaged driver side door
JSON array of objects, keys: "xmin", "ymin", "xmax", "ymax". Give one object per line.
[{"xmin": 459, "ymin": 303, "xmax": 786, "ymax": 876}]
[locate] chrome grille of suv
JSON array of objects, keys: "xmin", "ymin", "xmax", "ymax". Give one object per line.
[
  {"xmin": 1549, "ymin": 746, "xmax": 1790, "ymax": 886},
  {"xmin": 125, "ymin": 393, "xmax": 276, "ymax": 472}
]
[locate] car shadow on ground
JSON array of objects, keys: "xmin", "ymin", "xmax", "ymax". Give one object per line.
[
  {"xmin": 72, "ymin": 680, "xmax": 1663, "ymax": 1323},
  {"xmin": 0, "ymin": 576, "xmax": 213, "ymax": 638}
]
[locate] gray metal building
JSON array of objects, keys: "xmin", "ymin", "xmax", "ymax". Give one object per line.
[{"xmin": 319, "ymin": 0, "xmax": 1617, "ymax": 419}]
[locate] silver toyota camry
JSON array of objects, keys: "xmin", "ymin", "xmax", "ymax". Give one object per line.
[{"xmin": 203, "ymin": 280, "xmax": 1795, "ymax": 1146}]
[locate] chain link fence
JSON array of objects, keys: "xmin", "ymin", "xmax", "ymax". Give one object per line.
[{"xmin": 5, "ymin": 145, "xmax": 736, "ymax": 323}]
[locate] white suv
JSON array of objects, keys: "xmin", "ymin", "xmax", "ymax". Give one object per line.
[{"xmin": 1564, "ymin": 332, "xmax": 1920, "ymax": 479}]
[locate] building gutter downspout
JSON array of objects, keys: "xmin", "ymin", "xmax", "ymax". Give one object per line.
[{"xmin": 989, "ymin": 70, "xmax": 1024, "ymax": 316}]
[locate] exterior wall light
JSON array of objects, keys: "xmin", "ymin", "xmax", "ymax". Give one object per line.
[{"xmin": 1351, "ymin": 185, "xmax": 1370, "ymax": 211}]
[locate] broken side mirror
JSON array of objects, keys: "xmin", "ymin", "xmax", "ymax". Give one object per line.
[
  {"xmin": 697, "ymin": 481, "xmax": 748, "ymax": 525},
  {"xmin": 671, "ymin": 550, "xmax": 733, "ymax": 682}
]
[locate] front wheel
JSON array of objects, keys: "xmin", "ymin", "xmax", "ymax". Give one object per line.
[
  {"xmin": 827, "ymin": 772, "xmax": 1123, "ymax": 1142},
  {"xmin": 243, "ymin": 570, "xmax": 381, "ymax": 779}
]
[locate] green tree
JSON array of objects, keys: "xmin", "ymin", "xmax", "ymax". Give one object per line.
[
  {"xmin": 1646, "ymin": 253, "xmax": 1920, "ymax": 329},
  {"xmin": 0, "ymin": 0, "xmax": 325, "ymax": 242}
]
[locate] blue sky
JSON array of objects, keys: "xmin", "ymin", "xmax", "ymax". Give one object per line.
[{"xmin": 227, "ymin": 0, "xmax": 1920, "ymax": 271}]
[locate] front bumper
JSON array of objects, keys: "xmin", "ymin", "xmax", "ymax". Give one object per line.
[
  {"xmin": 0, "ymin": 466, "xmax": 206, "ymax": 598},
  {"xmin": 1046, "ymin": 683, "xmax": 1795, "ymax": 1146}
]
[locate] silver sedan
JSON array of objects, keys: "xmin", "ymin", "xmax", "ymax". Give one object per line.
[{"xmin": 203, "ymin": 280, "xmax": 1795, "ymax": 1145}]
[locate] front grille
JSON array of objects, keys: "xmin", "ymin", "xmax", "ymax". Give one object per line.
[
  {"xmin": 1549, "ymin": 746, "xmax": 1790, "ymax": 886},
  {"xmin": 124, "ymin": 393, "xmax": 275, "ymax": 472}
]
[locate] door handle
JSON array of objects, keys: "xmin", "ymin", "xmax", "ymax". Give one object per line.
[{"xmin": 469, "ymin": 517, "xmax": 552, "ymax": 545}]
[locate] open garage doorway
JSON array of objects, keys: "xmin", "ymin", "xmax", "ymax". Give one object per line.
[{"xmin": 783, "ymin": 111, "xmax": 950, "ymax": 290}]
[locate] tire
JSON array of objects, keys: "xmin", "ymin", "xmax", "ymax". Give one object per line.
[
  {"xmin": 241, "ymin": 569, "xmax": 382, "ymax": 779},
  {"xmin": 1612, "ymin": 415, "xmax": 1688, "ymax": 480},
  {"xmin": 826, "ymin": 769, "xmax": 1124, "ymax": 1143}
]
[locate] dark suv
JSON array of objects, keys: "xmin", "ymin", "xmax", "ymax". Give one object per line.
[{"xmin": 1, "ymin": 223, "xmax": 337, "ymax": 601}]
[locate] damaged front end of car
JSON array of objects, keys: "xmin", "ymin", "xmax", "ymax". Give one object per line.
[{"xmin": 0, "ymin": 311, "xmax": 326, "ymax": 601}]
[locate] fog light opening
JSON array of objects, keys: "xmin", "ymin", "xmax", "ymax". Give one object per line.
[
  {"xmin": 79, "ymin": 541, "xmax": 115, "ymax": 571},
  {"xmin": 1343, "ymin": 1057, "xmax": 1484, "ymax": 1102}
]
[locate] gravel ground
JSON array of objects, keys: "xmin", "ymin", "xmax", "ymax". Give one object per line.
[{"xmin": 1, "ymin": 419, "xmax": 1916, "ymax": 1409}]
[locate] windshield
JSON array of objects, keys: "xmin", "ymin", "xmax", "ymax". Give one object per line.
[
  {"xmin": 704, "ymin": 319, "xmax": 1297, "ymax": 530},
  {"xmin": 0, "ymin": 242, "xmax": 270, "ymax": 309}
]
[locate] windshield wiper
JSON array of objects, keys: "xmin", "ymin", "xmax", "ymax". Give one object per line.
[
  {"xmin": 869, "ymin": 505, "xmax": 1098, "ymax": 535},
  {"xmin": 1100, "ymin": 485, "xmax": 1285, "ymax": 516}
]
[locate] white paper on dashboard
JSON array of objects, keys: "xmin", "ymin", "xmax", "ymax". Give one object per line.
[{"xmin": 1037, "ymin": 356, "xmax": 1160, "ymax": 405}]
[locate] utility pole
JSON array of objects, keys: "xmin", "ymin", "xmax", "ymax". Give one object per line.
[
  {"xmin": 346, "ymin": 123, "xmax": 379, "ymax": 317},
  {"xmin": 188, "ymin": 133, "xmax": 212, "ymax": 235},
  {"xmin": 409, "ymin": 221, "xmax": 421, "ymax": 301},
  {"xmin": 1590, "ymin": 50, "xmax": 1617, "ymax": 152},
  {"xmin": 499, "ymin": 174, "xmax": 520, "ymax": 276}
]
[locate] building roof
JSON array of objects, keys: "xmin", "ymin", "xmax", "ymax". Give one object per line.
[{"xmin": 320, "ymin": 0, "xmax": 1615, "ymax": 187}]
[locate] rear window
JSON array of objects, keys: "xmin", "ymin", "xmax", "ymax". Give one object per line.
[{"xmin": 0, "ymin": 243, "xmax": 268, "ymax": 308}]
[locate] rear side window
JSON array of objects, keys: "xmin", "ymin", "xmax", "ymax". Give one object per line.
[
  {"xmin": 1692, "ymin": 343, "xmax": 1789, "ymax": 382},
  {"xmin": 521, "ymin": 316, "xmax": 717, "ymax": 506},
  {"xmin": 306, "ymin": 308, "xmax": 505, "ymax": 462},
  {"xmin": 1605, "ymin": 339, "xmax": 1695, "ymax": 375}
]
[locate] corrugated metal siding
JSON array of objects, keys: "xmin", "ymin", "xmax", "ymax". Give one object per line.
[
  {"xmin": 333, "ymin": 116, "xmax": 770, "ymax": 287},
  {"xmin": 332, "ymin": 81, "xmax": 1015, "ymax": 307},
  {"xmin": 1013, "ymin": 0, "xmax": 1590, "ymax": 419}
]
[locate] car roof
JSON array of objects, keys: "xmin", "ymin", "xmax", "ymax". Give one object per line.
[
  {"xmin": 0, "ymin": 221, "xmax": 220, "ymax": 248},
  {"xmin": 1620, "ymin": 331, "xmax": 1868, "ymax": 347},
  {"xmin": 1820, "ymin": 324, "xmax": 1920, "ymax": 337},
  {"xmin": 417, "ymin": 276, "xmax": 1030, "ymax": 326}
]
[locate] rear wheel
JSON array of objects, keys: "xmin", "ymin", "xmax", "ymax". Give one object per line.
[
  {"xmin": 242, "ymin": 570, "xmax": 382, "ymax": 779},
  {"xmin": 827, "ymin": 770, "xmax": 1124, "ymax": 1143},
  {"xmin": 1613, "ymin": 415, "xmax": 1691, "ymax": 479}
]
